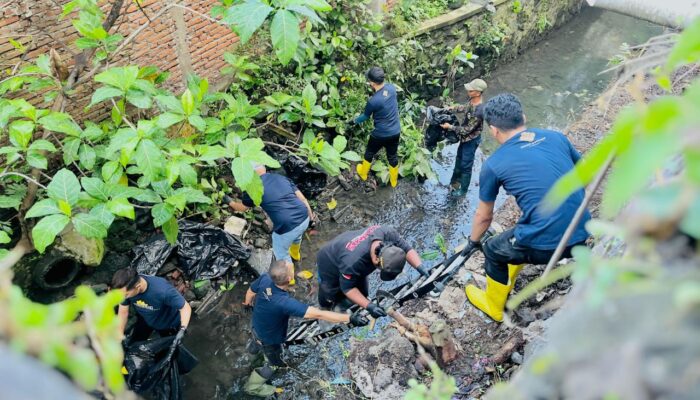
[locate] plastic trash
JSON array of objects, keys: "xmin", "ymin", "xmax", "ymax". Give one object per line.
[
  {"xmin": 130, "ymin": 220, "xmax": 251, "ymax": 280},
  {"xmin": 282, "ymin": 155, "xmax": 327, "ymax": 199},
  {"xmin": 424, "ymin": 106, "xmax": 459, "ymax": 151},
  {"xmin": 123, "ymin": 336, "xmax": 199, "ymax": 400}
]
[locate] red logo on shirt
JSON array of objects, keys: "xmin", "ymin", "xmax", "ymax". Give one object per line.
[
  {"xmin": 345, "ymin": 225, "xmax": 380, "ymax": 251},
  {"xmin": 342, "ymin": 274, "xmax": 352, "ymax": 280}
]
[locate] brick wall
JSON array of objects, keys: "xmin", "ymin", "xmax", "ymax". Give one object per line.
[{"xmin": 1, "ymin": 0, "xmax": 239, "ymax": 121}]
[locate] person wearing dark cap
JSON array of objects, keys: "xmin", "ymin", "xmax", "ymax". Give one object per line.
[
  {"xmin": 316, "ymin": 225, "xmax": 428, "ymax": 318},
  {"xmin": 353, "ymin": 66, "xmax": 402, "ymax": 187},
  {"xmin": 440, "ymin": 78, "xmax": 487, "ymax": 196},
  {"xmin": 460, "ymin": 93, "xmax": 590, "ymax": 321}
]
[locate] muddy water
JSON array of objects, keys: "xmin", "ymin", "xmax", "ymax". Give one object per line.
[{"xmin": 182, "ymin": 7, "xmax": 661, "ymax": 399}]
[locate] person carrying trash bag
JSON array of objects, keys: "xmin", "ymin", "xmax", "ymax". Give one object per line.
[
  {"xmin": 242, "ymin": 261, "xmax": 369, "ymax": 395},
  {"xmin": 352, "ymin": 66, "xmax": 403, "ymax": 187},
  {"xmin": 459, "ymin": 93, "xmax": 590, "ymax": 322},
  {"xmin": 112, "ymin": 268, "xmax": 191, "ymax": 345},
  {"xmin": 224, "ymin": 163, "xmax": 314, "ymax": 285},
  {"xmin": 440, "ymin": 78, "xmax": 487, "ymax": 197},
  {"xmin": 316, "ymin": 225, "xmax": 429, "ymax": 318}
]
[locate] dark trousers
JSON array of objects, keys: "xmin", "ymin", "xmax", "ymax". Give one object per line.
[
  {"xmin": 317, "ymin": 274, "xmax": 369, "ymax": 309},
  {"xmin": 450, "ymin": 137, "xmax": 480, "ymax": 186},
  {"xmin": 364, "ymin": 135, "xmax": 400, "ymax": 167},
  {"xmin": 482, "ymin": 228, "xmax": 584, "ymax": 285},
  {"xmin": 250, "ymin": 331, "xmax": 286, "ymax": 367},
  {"xmin": 128, "ymin": 315, "xmax": 178, "ymax": 344}
]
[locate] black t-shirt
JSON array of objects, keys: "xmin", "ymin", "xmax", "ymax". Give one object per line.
[
  {"xmin": 251, "ymin": 274, "xmax": 309, "ymax": 345},
  {"xmin": 316, "ymin": 225, "xmax": 412, "ymax": 293},
  {"xmin": 121, "ymin": 275, "xmax": 185, "ymax": 330},
  {"xmin": 241, "ymin": 173, "xmax": 309, "ymax": 234}
]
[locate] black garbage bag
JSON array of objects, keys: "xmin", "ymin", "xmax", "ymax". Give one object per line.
[
  {"xmin": 282, "ymin": 155, "xmax": 327, "ymax": 198},
  {"xmin": 424, "ymin": 106, "xmax": 459, "ymax": 151},
  {"xmin": 124, "ymin": 336, "xmax": 199, "ymax": 400},
  {"xmin": 131, "ymin": 220, "xmax": 251, "ymax": 280}
]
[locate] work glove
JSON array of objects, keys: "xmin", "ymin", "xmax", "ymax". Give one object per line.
[
  {"xmin": 460, "ymin": 236, "xmax": 482, "ymax": 256},
  {"xmin": 349, "ymin": 311, "xmax": 370, "ymax": 327},
  {"xmin": 173, "ymin": 326, "xmax": 186, "ymax": 347},
  {"xmin": 365, "ymin": 303, "xmax": 387, "ymax": 319},
  {"xmin": 416, "ymin": 264, "xmax": 431, "ymax": 278},
  {"xmin": 222, "ymin": 194, "xmax": 233, "ymax": 206}
]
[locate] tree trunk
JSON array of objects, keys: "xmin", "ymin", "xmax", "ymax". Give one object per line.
[{"xmin": 586, "ymin": 0, "xmax": 700, "ymax": 29}]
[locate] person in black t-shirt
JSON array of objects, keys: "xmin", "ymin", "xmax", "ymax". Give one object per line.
[
  {"xmin": 315, "ymin": 225, "xmax": 429, "ymax": 318},
  {"xmin": 225, "ymin": 164, "xmax": 314, "ymax": 285},
  {"xmin": 112, "ymin": 268, "xmax": 191, "ymax": 345},
  {"xmin": 441, "ymin": 78, "xmax": 487, "ymax": 197}
]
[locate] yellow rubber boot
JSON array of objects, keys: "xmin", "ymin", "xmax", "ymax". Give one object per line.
[
  {"xmin": 288, "ymin": 263, "xmax": 296, "ymax": 286},
  {"xmin": 507, "ymin": 264, "xmax": 524, "ymax": 292},
  {"xmin": 465, "ymin": 275, "xmax": 510, "ymax": 322},
  {"xmin": 389, "ymin": 166, "xmax": 399, "ymax": 188},
  {"xmin": 356, "ymin": 160, "xmax": 371, "ymax": 181},
  {"xmin": 289, "ymin": 243, "xmax": 301, "ymax": 261}
]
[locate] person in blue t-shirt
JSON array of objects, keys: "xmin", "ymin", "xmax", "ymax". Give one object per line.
[
  {"xmin": 353, "ymin": 66, "xmax": 402, "ymax": 187},
  {"xmin": 225, "ymin": 164, "xmax": 314, "ymax": 285},
  {"xmin": 460, "ymin": 93, "xmax": 590, "ymax": 322},
  {"xmin": 112, "ymin": 268, "xmax": 191, "ymax": 345},
  {"xmin": 243, "ymin": 261, "xmax": 368, "ymax": 367}
]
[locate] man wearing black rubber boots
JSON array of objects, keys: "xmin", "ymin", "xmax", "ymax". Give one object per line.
[
  {"xmin": 460, "ymin": 93, "xmax": 590, "ymax": 321},
  {"xmin": 316, "ymin": 225, "xmax": 429, "ymax": 318},
  {"xmin": 353, "ymin": 66, "xmax": 403, "ymax": 187}
]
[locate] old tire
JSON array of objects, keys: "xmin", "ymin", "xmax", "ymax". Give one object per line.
[{"xmin": 31, "ymin": 250, "xmax": 82, "ymax": 290}]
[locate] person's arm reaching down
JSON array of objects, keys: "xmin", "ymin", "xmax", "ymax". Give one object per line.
[
  {"xmin": 470, "ymin": 200, "xmax": 494, "ymax": 242},
  {"xmin": 243, "ymin": 288, "xmax": 256, "ymax": 306},
  {"xmin": 117, "ymin": 304, "xmax": 129, "ymax": 337},
  {"xmin": 344, "ymin": 287, "xmax": 370, "ymax": 308},
  {"xmin": 179, "ymin": 302, "xmax": 192, "ymax": 329}
]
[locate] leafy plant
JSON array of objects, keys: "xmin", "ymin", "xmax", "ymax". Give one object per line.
[
  {"xmin": 297, "ymin": 131, "xmax": 361, "ymax": 176},
  {"xmin": 434, "ymin": 232, "xmax": 447, "ymax": 254},
  {"xmin": 292, "ymin": 84, "xmax": 330, "ymax": 128},
  {"xmin": 536, "ymin": 14, "xmax": 552, "ymax": 33},
  {"xmin": 405, "ymin": 362, "xmax": 457, "ymax": 400}
]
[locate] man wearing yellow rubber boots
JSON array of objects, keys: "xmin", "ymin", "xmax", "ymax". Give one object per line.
[
  {"xmin": 461, "ymin": 93, "xmax": 590, "ymax": 321},
  {"xmin": 353, "ymin": 66, "xmax": 402, "ymax": 187}
]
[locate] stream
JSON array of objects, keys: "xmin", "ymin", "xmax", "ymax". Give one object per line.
[{"xmin": 181, "ymin": 7, "xmax": 662, "ymax": 399}]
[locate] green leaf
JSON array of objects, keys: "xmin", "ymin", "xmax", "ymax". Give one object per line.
[
  {"xmin": 270, "ymin": 10, "xmax": 300, "ymax": 65},
  {"xmin": 174, "ymin": 187, "xmax": 212, "ymax": 205},
  {"xmin": 90, "ymin": 86, "xmax": 123, "ymax": 106},
  {"xmin": 26, "ymin": 151, "xmax": 48, "ymax": 169},
  {"xmin": 181, "ymin": 89, "xmax": 195, "ymax": 116},
  {"xmin": 47, "ymin": 169, "xmax": 81, "ymax": 206},
  {"xmin": 32, "ymin": 214, "xmax": 70, "ymax": 253},
  {"xmin": 223, "ymin": 0, "xmax": 274, "ymax": 44},
  {"xmin": 0, "ymin": 196, "xmax": 22, "ymax": 209},
  {"xmin": 80, "ymin": 177, "xmax": 109, "ymax": 201},
  {"xmin": 0, "ymin": 231, "xmax": 10, "ymax": 244},
  {"xmin": 179, "ymin": 163, "xmax": 198, "ymax": 186},
  {"xmin": 95, "ymin": 66, "xmax": 139, "ymax": 92},
  {"xmin": 39, "ymin": 112, "xmax": 82, "ymax": 137},
  {"xmin": 90, "ymin": 204, "xmax": 115, "ymax": 229},
  {"xmin": 57, "ymin": 199, "xmax": 72, "ymax": 216},
  {"xmin": 9, "ymin": 120, "xmax": 34, "ymax": 149},
  {"xmin": 63, "ymin": 137, "xmax": 81, "ymax": 165},
  {"xmin": 151, "ymin": 203, "xmax": 175, "ymax": 227},
  {"xmin": 162, "ymin": 217, "xmax": 179, "ymax": 244},
  {"xmin": 132, "ymin": 189, "xmax": 162, "ymax": 204},
  {"xmin": 106, "ymin": 198, "xmax": 135, "ymax": 219},
  {"xmin": 156, "ymin": 112, "xmax": 185, "ymax": 129},
  {"xmin": 244, "ymin": 173, "xmax": 264, "ymax": 205},
  {"xmin": 135, "ymin": 139, "xmax": 165, "ymax": 181},
  {"xmin": 341, "ymin": 150, "xmax": 362, "ymax": 162},
  {"xmin": 72, "ymin": 213, "xmax": 108, "ymax": 239},
  {"xmin": 126, "ymin": 90, "xmax": 152, "ymax": 109},
  {"xmin": 287, "ymin": 5, "xmax": 324, "ymax": 25},
  {"xmin": 79, "ymin": 144, "xmax": 97, "ymax": 170},
  {"xmin": 299, "ymin": 0, "xmax": 332, "ymax": 12},
  {"xmin": 664, "ymin": 17, "xmax": 700, "ymax": 74},
  {"xmin": 29, "ymin": 139, "xmax": 56, "ymax": 152},
  {"xmin": 26, "ymin": 199, "xmax": 62, "ymax": 218},
  {"xmin": 188, "ymin": 114, "xmax": 207, "ymax": 131},
  {"xmin": 332, "ymin": 135, "xmax": 347, "ymax": 152},
  {"xmin": 101, "ymin": 160, "xmax": 123, "ymax": 184},
  {"xmin": 231, "ymin": 157, "xmax": 255, "ymax": 189},
  {"xmin": 197, "ymin": 145, "xmax": 227, "ymax": 162}
]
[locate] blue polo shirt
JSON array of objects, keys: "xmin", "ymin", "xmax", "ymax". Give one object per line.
[
  {"xmin": 242, "ymin": 173, "xmax": 309, "ymax": 234},
  {"xmin": 360, "ymin": 83, "xmax": 401, "ymax": 138},
  {"xmin": 251, "ymin": 274, "xmax": 309, "ymax": 345},
  {"xmin": 121, "ymin": 275, "xmax": 185, "ymax": 330},
  {"xmin": 479, "ymin": 128, "xmax": 590, "ymax": 250}
]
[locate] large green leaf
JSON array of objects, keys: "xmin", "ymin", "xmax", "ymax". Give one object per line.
[
  {"xmin": 90, "ymin": 86, "xmax": 123, "ymax": 107},
  {"xmin": 90, "ymin": 204, "xmax": 115, "ymax": 229},
  {"xmin": 126, "ymin": 90, "xmax": 152, "ymax": 109},
  {"xmin": 101, "ymin": 160, "xmax": 123, "ymax": 184},
  {"xmin": 151, "ymin": 203, "xmax": 175, "ymax": 227},
  {"xmin": 156, "ymin": 112, "xmax": 185, "ymax": 129},
  {"xmin": 32, "ymin": 214, "xmax": 70, "ymax": 253},
  {"xmin": 181, "ymin": 89, "xmax": 195, "ymax": 116},
  {"xmin": 135, "ymin": 139, "xmax": 165, "ymax": 181},
  {"xmin": 162, "ymin": 217, "xmax": 179, "ymax": 245},
  {"xmin": 80, "ymin": 177, "xmax": 109, "ymax": 201},
  {"xmin": 245, "ymin": 173, "xmax": 264, "ymax": 206},
  {"xmin": 238, "ymin": 137, "xmax": 265, "ymax": 156},
  {"xmin": 63, "ymin": 137, "xmax": 81, "ymax": 165},
  {"xmin": 26, "ymin": 151, "xmax": 48, "ymax": 169},
  {"xmin": 9, "ymin": 120, "xmax": 34, "ymax": 149},
  {"xmin": 79, "ymin": 144, "xmax": 97, "ymax": 170},
  {"xmin": 223, "ymin": 0, "xmax": 274, "ymax": 44},
  {"xmin": 95, "ymin": 66, "xmax": 139, "ymax": 92},
  {"xmin": 0, "ymin": 196, "xmax": 22, "ymax": 209},
  {"xmin": 106, "ymin": 198, "xmax": 135, "ymax": 220},
  {"xmin": 26, "ymin": 199, "xmax": 62, "ymax": 218},
  {"xmin": 231, "ymin": 157, "xmax": 255, "ymax": 189},
  {"xmin": 270, "ymin": 10, "xmax": 299, "ymax": 65},
  {"xmin": 39, "ymin": 112, "xmax": 82, "ymax": 137},
  {"xmin": 298, "ymin": 0, "xmax": 332, "ymax": 12},
  {"xmin": 47, "ymin": 169, "xmax": 81, "ymax": 206},
  {"xmin": 72, "ymin": 213, "xmax": 108, "ymax": 239},
  {"xmin": 287, "ymin": 5, "xmax": 323, "ymax": 25},
  {"xmin": 29, "ymin": 139, "xmax": 56, "ymax": 152}
]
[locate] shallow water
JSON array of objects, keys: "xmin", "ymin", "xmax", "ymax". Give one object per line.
[{"xmin": 182, "ymin": 7, "xmax": 662, "ymax": 399}]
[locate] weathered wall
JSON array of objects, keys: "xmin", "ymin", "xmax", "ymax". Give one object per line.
[{"xmin": 1, "ymin": 0, "xmax": 238, "ymax": 120}]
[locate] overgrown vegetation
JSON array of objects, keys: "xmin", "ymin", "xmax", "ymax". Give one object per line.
[{"xmin": 390, "ymin": 0, "xmax": 450, "ymax": 35}]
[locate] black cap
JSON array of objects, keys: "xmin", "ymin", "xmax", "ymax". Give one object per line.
[
  {"xmin": 378, "ymin": 245, "xmax": 406, "ymax": 281},
  {"xmin": 366, "ymin": 66, "xmax": 385, "ymax": 84}
]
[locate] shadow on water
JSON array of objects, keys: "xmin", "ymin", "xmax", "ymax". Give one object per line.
[{"xmin": 182, "ymin": 7, "xmax": 662, "ymax": 399}]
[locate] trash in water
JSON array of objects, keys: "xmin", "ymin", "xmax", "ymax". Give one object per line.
[
  {"xmin": 123, "ymin": 336, "xmax": 199, "ymax": 400},
  {"xmin": 281, "ymin": 154, "xmax": 327, "ymax": 199},
  {"xmin": 131, "ymin": 220, "xmax": 251, "ymax": 281},
  {"xmin": 424, "ymin": 106, "xmax": 459, "ymax": 151},
  {"xmin": 297, "ymin": 270, "xmax": 314, "ymax": 280}
]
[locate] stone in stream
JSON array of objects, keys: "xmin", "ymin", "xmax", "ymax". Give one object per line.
[
  {"xmin": 224, "ymin": 216, "xmax": 247, "ymax": 237},
  {"xmin": 246, "ymin": 248, "xmax": 273, "ymax": 276},
  {"xmin": 55, "ymin": 223, "xmax": 105, "ymax": 266}
]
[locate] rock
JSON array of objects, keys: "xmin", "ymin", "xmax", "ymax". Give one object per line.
[
  {"xmin": 55, "ymin": 223, "xmax": 105, "ymax": 266},
  {"xmin": 511, "ymin": 351, "xmax": 523, "ymax": 365},
  {"xmin": 436, "ymin": 286, "xmax": 466, "ymax": 319},
  {"xmin": 253, "ymin": 238, "xmax": 267, "ymax": 248},
  {"xmin": 224, "ymin": 216, "xmax": 247, "ymax": 237},
  {"xmin": 157, "ymin": 261, "xmax": 178, "ymax": 276},
  {"xmin": 348, "ymin": 327, "xmax": 418, "ymax": 399},
  {"xmin": 246, "ymin": 248, "xmax": 274, "ymax": 276}
]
